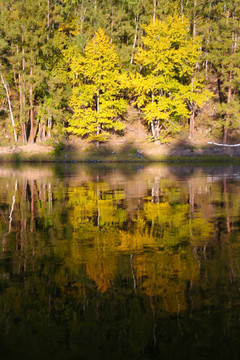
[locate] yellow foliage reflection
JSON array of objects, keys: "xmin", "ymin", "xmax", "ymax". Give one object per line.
[
  {"xmin": 1, "ymin": 165, "xmax": 238, "ymax": 316},
  {"xmin": 133, "ymin": 249, "xmax": 199, "ymax": 313},
  {"xmin": 86, "ymin": 254, "xmax": 116, "ymax": 293}
]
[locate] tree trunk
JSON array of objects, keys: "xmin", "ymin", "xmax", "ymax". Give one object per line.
[
  {"xmin": 224, "ymin": 83, "xmax": 232, "ymax": 145},
  {"xmin": 29, "ymin": 36, "xmax": 34, "ymax": 143},
  {"xmin": 22, "ymin": 28, "xmax": 26, "ymax": 141},
  {"xmin": 189, "ymin": 0, "xmax": 197, "ymax": 141},
  {"xmin": 130, "ymin": 13, "xmax": 139, "ymax": 65},
  {"xmin": 189, "ymin": 104, "xmax": 195, "ymax": 141},
  {"xmin": 96, "ymin": 94, "xmax": 100, "ymax": 148},
  {"xmin": 47, "ymin": 116, "xmax": 52, "ymax": 138},
  {"xmin": 42, "ymin": 123, "xmax": 46, "ymax": 141},
  {"xmin": 181, "ymin": 0, "xmax": 183, "ymax": 16},
  {"xmin": 153, "ymin": 0, "xmax": 157, "ymax": 21},
  {"xmin": 155, "ymin": 120, "xmax": 160, "ymax": 138},
  {"xmin": 18, "ymin": 71, "xmax": 23, "ymax": 138},
  {"xmin": 110, "ymin": 6, "xmax": 114, "ymax": 43},
  {"xmin": 80, "ymin": 1, "xmax": 87, "ymax": 34},
  {"xmin": 22, "ymin": 123, "xmax": 27, "ymax": 143},
  {"xmin": 223, "ymin": 16, "xmax": 234, "ymax": 144},
  {"xmin": 151, "ymin": 121, "xmax": 156, "ymax": 138},
  {"xmin": 17, "ymin": 44, "xmax": 25, "ymax": 142},
  {"xmin": 47, "ymin": 0, "xmax": 50, "ymax": 57},
  {"xmin": 193, "ymin": 0, "xmax": 197, "ymax": 39},
  {"xmin": 223, "ymin": 123, "xmax": 229, "ymax": 144},
  {"xmin": 38, "ymin": 122, "xmax": 42, "ymax": 142},
  {"xmin": 29, "ymin": 67, "xmax": 34, "ymax": 143},
  {"xmin": 0, "ymin": 73, "xmax": 17, "ymax": 142}
]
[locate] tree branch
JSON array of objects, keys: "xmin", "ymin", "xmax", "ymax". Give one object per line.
[{"xmin": 207, "ymin": 141, "xmax": 240, "ymax": 147}]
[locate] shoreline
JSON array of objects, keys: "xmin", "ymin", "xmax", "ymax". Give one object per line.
[
  {"xmin": 1, "ymin": 142, "xmax": 240, "ymax": 164},
  {"xmin": 1, "ymin": 154, "xmax": 240, "ymax": 164}
]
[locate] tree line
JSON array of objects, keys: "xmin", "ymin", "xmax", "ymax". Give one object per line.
[{"xmin": 0, "ymin": 0, "xmax": 239, "ymax": 145}]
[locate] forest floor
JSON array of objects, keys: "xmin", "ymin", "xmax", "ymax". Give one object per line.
[{"xmin": 1, "ymin": 118, "xmax": 240, "ymax": 163}]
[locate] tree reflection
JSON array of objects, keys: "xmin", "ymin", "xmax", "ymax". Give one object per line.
[{"xmin": 0, "ymin": 164, "xmax": 240, "ymax": 358}]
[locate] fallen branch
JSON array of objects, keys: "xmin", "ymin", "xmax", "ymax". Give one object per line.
[{"xmin": 207, "ymin": 142, "xmax": 240, "ymax": 147}]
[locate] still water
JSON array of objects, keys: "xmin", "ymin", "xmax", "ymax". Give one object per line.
[{"xmin": 0, "ymin": 163, "xmax": 240, "ymax": 359}]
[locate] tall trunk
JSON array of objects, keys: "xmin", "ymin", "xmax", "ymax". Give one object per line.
[
  {"xmin": 19, "ymin": 72, "xmax": 24, "ymax": 141},
  {"xmin": 17, "ymin": 44, "xmax": 27, "ymax": 142},
  {"xmin": 205, "ymin": 1, "xmax": 212, "ymax": 79},
  {"xmin": 110, "ymin": 6, "xmax": 114, "ymax": 43},
  {"xmin": 94, "ymin": 0, "xmax": 97, "ymax": 24},
  {"xmin": 153, "ymin": 0, "xmax": 157, "ymax": 21},
  {"xmin": 0, "ymin": 73, "xmax": 17, "ymax": 142},
  {"xmin": 11, "ymin": 56, "xmax": 18, "ymax": 91},
  {"xmin": 38, "ymin": 122, "xmax": 42, "ymax": 142},
  {"xmin": 151, "ymin": 121, "xmax": 156, "ymax": 138},
  {"xmin": 29, "ymin": 28, "xmax": 35, "ymax": 144},
  {"xmin": 155, "ymin": 120, "xmax": 160, "ymax": 138},
  {"xmin": 189, "ymin": 102, "xmax": 195, "ymax": 141},
  {"xmin": 47, "ymin": 116, "xmax": 51, "ymax": 138},
  {"xmin": 43, "ymin": 123, "xmax": 46, "ymax": 141},
  {"xmin": 193, "ymin": 0, "xmax": 197, "ymax": 39},
  {"xmin": 47, "ymin": 0, "xmax": 50, "ymax": 57},
  {"xmin": 189, "ymin": 0, "xmax": 197, "ymax": 141},
  {"xmin": 223, "ymin": 71, "xmax": 232, "ymax": 144},
  {"xmin": 96, "ymin": 93, "xmax": 100, "ymax": 148},
  {"xmin": 80, "ymin": 1, "xmax": 87, "ymax": 34},
  {"xmin": 22, "ymin": 27, "xmax": 26, "ymax": 140},
  {"xmin": 130, "ymin": 13, "xmax": 139, "ymax": 65},
  {"xmin": 47, "ymin": 0, "xmax": 50, "ymax": 40},
  {"xmin": 223, "ymin": 11, "xmax": 234, "ymax": 144},
  {"xmin": 29, "ymin": 65, "xmax": 34, "ymax": 143},
  {"xmin": 22, "ymin": 123, "xmax": 27, "ymax": 143},
  {"xmin": 151, "ymin": 90, "xmax": 156, "ymax": 139}
]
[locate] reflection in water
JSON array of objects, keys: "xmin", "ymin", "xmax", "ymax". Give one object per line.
[{"xmin": 0, "ymin": 164, "xmax": 240, "ymax": 359}]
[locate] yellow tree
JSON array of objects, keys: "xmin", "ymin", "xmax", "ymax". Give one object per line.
[
  {"xmin": 133, "ymin": 14, "xmax": 202, "ymax": 141},
  {"xmin": 68, "ymin": 28, "xmax": 127, "ymax": 146}
]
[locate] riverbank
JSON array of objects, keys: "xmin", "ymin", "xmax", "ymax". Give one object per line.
[{"xmin": 1, "ymin": 140, "xmax": 240, "ymax": 163}]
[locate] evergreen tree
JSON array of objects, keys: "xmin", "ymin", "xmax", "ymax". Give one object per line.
[
  {"xmin": 0, "ymin": 0, "xmax": 68, "ymax": 143},
  {"xmin": 206, "ymin": 0, "xmax": 240, "ymax": 143}
]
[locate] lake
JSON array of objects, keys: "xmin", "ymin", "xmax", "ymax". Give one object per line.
[{"xmin": 0, "ymin": 163, "xmax": 240, "ymax": 359}]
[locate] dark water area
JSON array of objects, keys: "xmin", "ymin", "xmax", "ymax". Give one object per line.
[{"xmin": 0, "ymin": 163, "xmax": 240, "ymax": 359}]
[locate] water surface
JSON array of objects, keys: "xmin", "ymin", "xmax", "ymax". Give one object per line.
[{"xmin": 0, "ymin": 163, "xmax": 240, "ymax": 359}]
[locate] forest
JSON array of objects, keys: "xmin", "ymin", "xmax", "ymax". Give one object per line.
[{"xmin": 0, "ymin": 0, "xmax": 239, "ymax": 146}]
